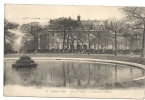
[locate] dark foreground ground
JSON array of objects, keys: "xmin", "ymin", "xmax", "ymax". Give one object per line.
[{"xmin": 4, "ymin": 53, "xmax": 145, "ymax": 65}]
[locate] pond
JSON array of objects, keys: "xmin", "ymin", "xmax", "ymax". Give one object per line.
[{"xmin": 4, "ymin": 60, "xmax": 145, "ymax": 89}]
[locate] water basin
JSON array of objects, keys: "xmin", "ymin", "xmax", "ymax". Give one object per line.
[{"xmin": 4, "ymin": 59, "xmax": 145, "ymax": 88}]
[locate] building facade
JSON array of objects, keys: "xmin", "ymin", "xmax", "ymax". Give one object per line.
[{"xmin": 38, "ymin": 15, "xmax": 109, "ymax": 52}]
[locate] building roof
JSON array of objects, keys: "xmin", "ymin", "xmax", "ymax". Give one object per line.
[{"xmin": 77, "ymin": 18, "xmax": 108, "ymax": 30}]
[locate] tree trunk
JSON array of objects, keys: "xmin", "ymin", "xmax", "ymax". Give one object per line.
[
  {"xmin": 126, "ymin": 41, "xmax": 128, "ymax": 50},
  {"xmin": 136, "ymin": 35, "xmax": 138, "ymax": 50},
  {"xmin": 88, "ymin": 33, "xmax": 90, "ymax": 55},
  {"xmin": 62, "ymin": 29, "xmax": 66, "ymax": 54},
  {"xmin": 77, "ymin": 79, "xmax": 81, "ymax": 86},
  {"xmin": 114, "ymin": 30, "xmax": 117, "ymax": 56},
  {"xmin": 98, "ymin": 40, "xmax": 100, "ymax": 54},
  {"xmin": 47, "ymin": 33, "xmax": 49, "ymax": 52},
  {"xmin": 94, "ymin": 43, "xmax": 96, "ymax": 53},
  {"xmin": 34, "ymin": 37, "xmax": 38, "ymax": 54},
  {"xmin": 71, "ymin": 39, "xmax": 74, "ymax": 53},
  {"xmin": 104, "ymin": 41, "xmax": 106, "ymax": 54},
  {"xmin": 112, "ymin": 42, "xmax": 114, "ymax": 51},
  {"xmin": 130, "ymin": 35, "xmax": 132, "ymax": 53},
  {"xmin": 88, "ymin": 44, "xmax": 91, "ymax": 55},
  {"xmin": 141, "ymin": 27, "xmax": 145, "ymax": 57},
  {"xmin": 4, "ymin": 33, "xmax": 7, "ymax": 55},
  {"xmin": 107, "ymin": 42, "xmax": 108, "ymax": 50},
  {"xmin": 67, "ymin": 33, "xmax": 70, "ymax": 53},
  {"xmin": 124, "ymin": 43, "xmax": 126, "ymax": 50},
  {"xmin": 81, "ymin": 42, "xmax": 84, "ymax": 50}
]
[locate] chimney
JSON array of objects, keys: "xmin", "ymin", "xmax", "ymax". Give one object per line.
[
  {"xmin": 77, "ymin": 15, "xmax": 81, "ymax": 21},
  {"xmin": 69, "ymin": 17, "xmax": 71, "ymax": 20}
]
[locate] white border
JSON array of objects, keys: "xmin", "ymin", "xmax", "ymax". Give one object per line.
[{"xmin": 1, "ymin": 0, "xmax": 145, "ymax": 100}]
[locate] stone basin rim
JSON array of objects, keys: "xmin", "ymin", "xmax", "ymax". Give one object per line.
[
  {"xmin": 4, "ymin": 57, "xmax": 145, "ymax": 70},
  {"xmin": 4, "ymin": 57, "xmax": 145, "ymax": 81}
]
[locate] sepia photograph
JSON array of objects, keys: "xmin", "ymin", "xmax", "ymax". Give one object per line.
[{"xmin": 3, "ymin": 4, "xmax": 145, "ymax": 99}]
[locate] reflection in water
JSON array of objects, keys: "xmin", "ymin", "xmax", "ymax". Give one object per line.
[
  {"xmin": 62, "ymin": 62, "xmax": 66, "ymax": 86},
  {"xmin": 130, "ymin": 68, "xmax": 133, "ymax": 80},
  {"xmin": 4, "ymin": 60, "xmax": 144, "ymax": 88},
  {"xmin": 87, "ymin": 63, "xmax": 90, "ymax": 85},
  {"xmin": 142, "ymin": 70, "xmax": 145, "ymax": 76},
  {"xmin": 115, "ymin": 64, "xmax": 117, "ymax": 82}
]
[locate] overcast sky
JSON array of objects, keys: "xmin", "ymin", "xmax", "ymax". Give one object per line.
[
  {"xmin": 4, "ymin": 4, "xmax": 125, "ymax": 50},
  {"xmin": 5, "ymin": 4, "xmax": 124, "ymax": 25}
]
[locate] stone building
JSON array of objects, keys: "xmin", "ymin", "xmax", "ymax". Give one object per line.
[{"xmin": 38, "ymin": 15, "xmax": 109, "ymax": 52}]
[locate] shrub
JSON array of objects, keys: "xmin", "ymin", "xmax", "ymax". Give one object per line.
[{"xmin": 12, "ymin": 55, "xmax": 38, "ymax": 68}]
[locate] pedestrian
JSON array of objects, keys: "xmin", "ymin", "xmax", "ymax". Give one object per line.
[
  {"xmin": 130, "ymin": 51, "xmax": 134, "ymax": 57},
  {"xmin": 81, "ymin": 49, "xmax": 84, "ymax": 54}
]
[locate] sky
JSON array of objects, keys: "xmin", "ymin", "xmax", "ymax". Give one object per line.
[
  {"xmin": 4, "ymin": 4, "xmax": 124, "ymax": 51},
  {"xmin": 5, "ymin": 4, "xmax": 124, "ymax": 25}
]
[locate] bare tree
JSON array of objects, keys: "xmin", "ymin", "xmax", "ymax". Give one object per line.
[
  {"xmin": 69, "ymin": 32, "xmax": 78, "ymax": 53},
  {"xmin": 81, "ymin": 22, "xmax": 93, "ymax": 55},
  {"xmin": 120, "ymin": 7, "xmax": 145, "ymax": 57},
  {"xmin": 49, "ymin": 17, "xmax": 78, "ymax": 54},
  {"xmin": 121, "ymin": 22, "xmax": 142, "ymax": 53},
  {"xmin": 107, "ymin": 18, "xmax": 124, "ymax": 56}
]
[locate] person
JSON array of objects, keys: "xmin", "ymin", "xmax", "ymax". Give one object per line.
[
  {"xmin": 81, "ymin": 49, "xmax": 84, "ymax": 54},
  {"xmin": 130, "ymin": 51, "xmax": 134, "ymax": 57}
]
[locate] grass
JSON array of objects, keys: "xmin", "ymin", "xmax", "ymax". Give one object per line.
[{"xmin": 4, "ymin": 53, "xmax": 145, "ymax": 65}]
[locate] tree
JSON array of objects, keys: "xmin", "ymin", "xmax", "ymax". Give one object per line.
[
  {"xmin": 4, "ymin": 19, "xmax": 19, "ymax": 54},
  {"xmin": 5, "ymin": 42, "xmax": 15, "ymax": 54},
  {"xmin": 69, "ymin": 32, "xmax": 78, "ymax": 53},
  {"xmin": 120, "ymin": 7, "xmax": 145, "ymax": 57},
  {"xmin": 90, "ymin": 30, "xmax": 111, "ymax": 54},
  {"xmin": 80, "ymin": 22, "xmax": 93, "ymax": 55},
  {"xmin": 107, "ymin": 18, "xmax": 124, "ymax": 56},
  {"xmin": 20, "ymin": 39, "xmax": 35, "ymax": 53},
  {"xmin": 20, "ymin": 22, "xmax": 43, "ymax": 53},
  {"xmin": 41, "ymin": 25, "xmax": 50, "ymax": 51},
  {"xmin": 121, "ymin": 22, "xmax": 142, "ymax": 53},
  {"xmin": 101, "ymin": 32, "xmax": 112, "ymax": 54},
  {"xmin": 78, "ymin": 31, "xmax": 88, "ymax": 49},
  {"xmin": 49, "ymin": 17, "xmax": 79, "ymax": 54}
]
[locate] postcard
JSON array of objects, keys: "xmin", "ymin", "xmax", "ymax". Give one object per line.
[{"xmin": 4, "ymin": 4, "xmax": 145, "ymax": 99}]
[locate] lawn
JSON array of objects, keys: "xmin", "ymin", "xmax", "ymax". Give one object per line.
[{"xmin": 4, "ymin": 53, "xmax": 145, "ymax": 65}]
